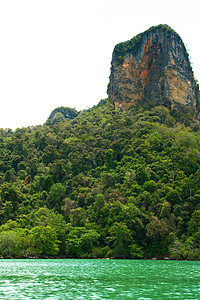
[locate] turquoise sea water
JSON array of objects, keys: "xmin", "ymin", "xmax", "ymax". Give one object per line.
[{"xmin": 0, "ymin": 259, "xmax": 200, "ymax": 299}]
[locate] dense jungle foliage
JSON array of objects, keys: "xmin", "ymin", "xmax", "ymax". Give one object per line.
[{"xmin": 1, "ymin": 100, "xmax": 200, "ymax": 260}]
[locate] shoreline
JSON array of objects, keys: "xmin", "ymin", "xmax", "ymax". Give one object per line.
[{"xmin": 0, "ymin": 256, "xmax": 199, "ymax": 261}]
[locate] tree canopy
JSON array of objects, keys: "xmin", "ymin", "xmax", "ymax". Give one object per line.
[{"xmin": 0, "ymin": 101, "xmax": 200, "ymax": 259}]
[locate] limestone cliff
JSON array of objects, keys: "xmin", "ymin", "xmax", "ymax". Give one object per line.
[{"xmin": 107, "ymin": 25, "xmax": 198, "ymax": 115}]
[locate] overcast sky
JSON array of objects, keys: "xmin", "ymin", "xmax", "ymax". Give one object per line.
[{"xmin": 0, "ymin": 0, "xmax": 200, "ymax": 129}]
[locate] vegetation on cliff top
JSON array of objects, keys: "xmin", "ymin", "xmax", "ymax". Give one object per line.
[
  {"xmin": 114, "ymin": 24, "xmax": 186, "ymax": 65},
  {"xmin": 46, "ymin": 107, "xmax": 79, "ymax": 125},
  {"xmin": 1, "ymin": 101, "xmax": 200, "ymax": 259}
]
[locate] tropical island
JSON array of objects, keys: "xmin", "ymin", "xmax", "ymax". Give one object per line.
[{"xmin": 0, "ymin": 25, "xmax": 200, "ymax": 260}]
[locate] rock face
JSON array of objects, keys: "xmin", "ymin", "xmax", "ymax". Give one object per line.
[{"xmin": 107, "ymin": 25, "xmax": 198, "ymax": 115}]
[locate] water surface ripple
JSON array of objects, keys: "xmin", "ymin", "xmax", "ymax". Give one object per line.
[{"xmin": 0, "ymin": 259, "xmax": 200, "ymax": 299}]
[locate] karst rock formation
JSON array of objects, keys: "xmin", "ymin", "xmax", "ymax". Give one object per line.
[{"xmin": 107, "ymin": 25, "xmax": 199, "ymax": 116}]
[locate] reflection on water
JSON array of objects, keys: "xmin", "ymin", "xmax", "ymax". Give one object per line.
[{"xmin": 0, "ymin": 259, "xmax": 200, "ymax": 299}]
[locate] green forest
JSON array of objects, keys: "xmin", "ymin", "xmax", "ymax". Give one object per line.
[{"xmin": 1, "ymin": 100, "xmax": 200, "ymax": 260}]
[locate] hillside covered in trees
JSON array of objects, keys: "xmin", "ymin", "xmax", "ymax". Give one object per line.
[{"xmin": 1, "ymin": 101, "xmax": 200, "ymax": 259}]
